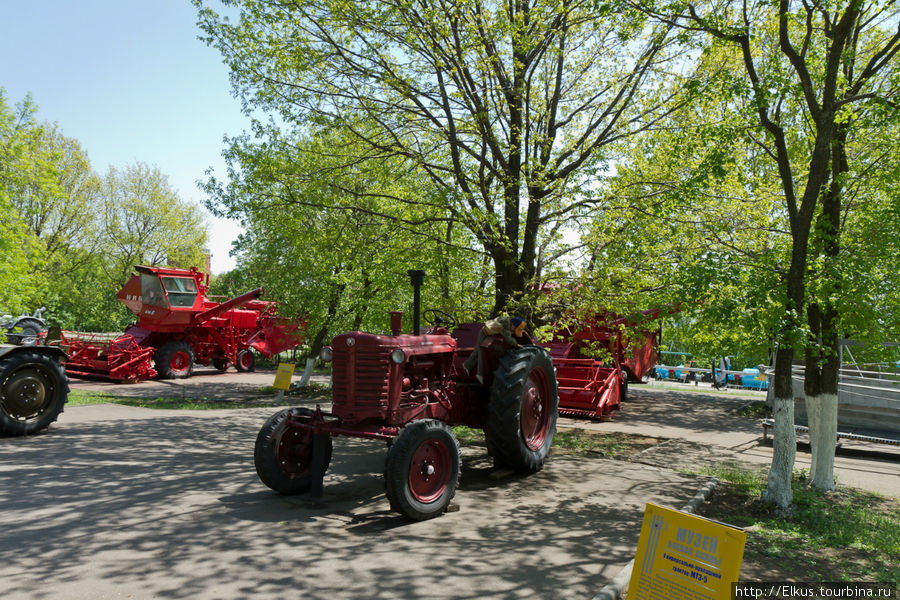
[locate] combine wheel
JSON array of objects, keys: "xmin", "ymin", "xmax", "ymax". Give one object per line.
[
  {"xmin": 155, "ymin": 341, "xmax": 194, "ymax": 379},
  {"xmin": 0, "ymin": 351, "xmax": 67, "ymax": 436},
  {"xmin": 384, "ymin": 419, "xmax": 460, "ymax": 521},
  {"xmin": 486, "ymin": 346, "xmax": 558, "ymax": 472},
  {"xmin": 620, "ymin": 376, "xmax": 629, "ymax": 402},
  {"xmin": 236, "ymin": 349, "xmax": 255, "ymax": 372},
  {"xmin": 212, "ymin": 358, "xmax": 229, "ymax": 372},
  {"xmin": 255, "ymin": 408, "xmax": 332, "ymax": 494}
]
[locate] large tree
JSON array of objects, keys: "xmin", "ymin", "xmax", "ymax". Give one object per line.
[
  {"xmin": 195, "ymin": 0, "xmax": 689, "ymax": 313},
  {"xmin": 101, "ymin": 162, "xmax": 209, "ymax": 286},
  {"xmin": 204, "ymin": 125, "xmax": 489, "ymax": 365},
  {"xmin": 636, "ymin": 0, "xmax": 899, "ymax": 506}
]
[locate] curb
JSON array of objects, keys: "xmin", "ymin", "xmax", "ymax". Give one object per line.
[{"xmin": 590, "ymin": 477, "xmax": 720, "ymax": 600}]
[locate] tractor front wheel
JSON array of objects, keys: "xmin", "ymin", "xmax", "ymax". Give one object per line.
[
  {"xmin": 0, "ymin": 351, "xmax": 67, "ymax": 436},
  {"xmin": 255, "ymin": 408, "xmax": 333, "ymax": 495},
  {"xmin": 155, "ymin": 341, "xmax": 194, "ymax": 379},
  {"xmin": 486, "ymin": 346, "xmax": 558, "ymax": 472},
  {"xmin": 384, "ymin": 419, "xmax": 460, "ymax": 521},
  {"xmin": 236, "ymin": 349, "xmax": 255, "ymax": 372}
]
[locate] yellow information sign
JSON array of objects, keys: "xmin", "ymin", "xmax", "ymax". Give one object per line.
[
  {"xmin": 272, "ymin": 362, "xmax": 295, "ymax": 391},
  {"xmin": 627, "ymin": 503, "xmax": 746, "ymax": 600}
]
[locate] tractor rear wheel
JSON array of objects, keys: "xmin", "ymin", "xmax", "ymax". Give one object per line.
[
  {"xmin": 155, "ymin": 341, "xmax": 194, "ymax": 379},
  {"xmin": 384, "ymin": 419, "xmax": 460, "ymax": 521},
  {"xmin": 255, "ymin": 408, "xmax": 333, "ymax": 495},
  {"xmin": 0, "ymin": 351, "xmax": 67, "ymax": 436},
  {"xmin": 236, "ymin": 349, "xmax": 255, "ymax": 372},
  {"xmin": 486, "ymin": 346, "xmax": 558, "ymax": 472}
]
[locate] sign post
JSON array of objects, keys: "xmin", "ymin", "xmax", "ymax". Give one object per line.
[
  {"xmin": 626, "ymin": 503, "xmax": 746, "ymax": 600},
  {"xmin": 273, "ymin": 362, "xmax": 296, "ymax": 403}
]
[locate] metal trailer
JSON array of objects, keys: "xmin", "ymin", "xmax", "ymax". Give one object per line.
[
  {"xmin": 544, "ymin": 310, "xmax": 667, "ymax": 419},
  {"xmin": 61, "ymin": 266, "xmax": 304, "ymax": 382}
]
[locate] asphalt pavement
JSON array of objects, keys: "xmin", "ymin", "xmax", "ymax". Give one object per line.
[
  {"xmin": 1, "ymin": 370, "xmax": 895, "ymax": 599},
  {"xmin": 566, "ymin": 382, "xmax": 900, "ymax": 497},
  {"xmin": 0, "ymin": 401, "xmax": 706, "ymax": 600}
]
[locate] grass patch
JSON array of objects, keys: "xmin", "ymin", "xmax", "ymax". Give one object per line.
[
  {"xmin": 737, "ymin": 400, "xmax": 772, "ymax": 419},
  {"xmin": 696, "ymin": 463, "xmax": 900, "ymax": 583},
  {"xmin": 450, "ymin": 426, "xmax": 658, "ymax": 459},
  {"xmin": 67, "ymin": 389, "xmax": 282, "ymax": 410},
  {"xmin": 288, "ymin": 382, "xmax": 331, "ymax": 399},
  {"xmin": 552, "ymin": 429, "xmax": 660, "ymax": 459},
  {"xmin": 645, "ymin": 382, "xmax": 766, "ymax": 399},
  {"xmin": 451, "ymin": 426, "xmax": 486, "ymax": 445}
]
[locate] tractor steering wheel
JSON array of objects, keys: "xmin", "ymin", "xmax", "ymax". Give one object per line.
[{"xmin": 423, "ymin": 309, "xmax": 459, "ymax": 331}]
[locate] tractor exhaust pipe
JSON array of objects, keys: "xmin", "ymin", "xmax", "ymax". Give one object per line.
[{"xmin": 407, "ymin": 270, "xmax": 425, "ymax": 336}]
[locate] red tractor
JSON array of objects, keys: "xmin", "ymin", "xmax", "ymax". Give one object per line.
[
  {"xmin": 61, "ymin": 266, "xmax": 304, "ymax": 382},
  {"xmin": 254, "ymin": 270, "xmax": 559, "ymax": 521}
]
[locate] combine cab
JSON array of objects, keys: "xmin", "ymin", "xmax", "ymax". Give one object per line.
[{"xmin": 62, "ymin": 266, "xmax": 304, "ymax": 382}]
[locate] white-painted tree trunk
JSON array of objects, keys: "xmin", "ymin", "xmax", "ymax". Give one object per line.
[
  {"xmin": 764, "ymin": 396, "xmax": 796, "ymax": 509},
  {"xmin": 297, "ymin": 357, "xmax": 316, "ymax": 387},
  {"xmin": 807, "ymin": 393, "xmax": 837, "ymax": 491}
]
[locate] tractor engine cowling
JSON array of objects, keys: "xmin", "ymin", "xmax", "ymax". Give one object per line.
[{"xmin": 330, "ymin": 331, "xmax": 457, "ymax": 426}]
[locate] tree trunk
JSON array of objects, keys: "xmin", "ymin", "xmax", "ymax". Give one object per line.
[
  {"xmin": 764, "ymin": 235, "xmax": 807, "ymax": 509},
  {"xmin": 805, "ymin": 125, "xmax": 846, "ymax": 491},
  {"xmin": 490, "ymin": 245, "xmax": 528, "ymax": 316},
  {"xmin": 766, "ymin": 344, "xmax": 797, "ymax": 509},
  {"xmin": 297, "ymin": 357, "xmax": 317, "ymax": 387},
  {"xmin": 306, "ymin": 280, "xmax": 345, "ymax": 373}
]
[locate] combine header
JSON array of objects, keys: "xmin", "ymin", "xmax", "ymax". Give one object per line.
[
  {"xmin": 544, "ymin": 310, "xmax": 665, "ymax": 419},
  {"xmin": 62, "ymin": 266, "xmax": 304, "ymax": 382}
]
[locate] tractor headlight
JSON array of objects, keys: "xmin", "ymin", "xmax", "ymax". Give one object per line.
[
  {"xmin": 346, "ymin": 337, "xmax": 356, "ymax": 347},
  {"xmin": 390, "ymin": 348, "xmax": 406, "ymax": 364},
  {"xmin": 319, "ymin": 346, "xmax": 333, "ymax": 362}
]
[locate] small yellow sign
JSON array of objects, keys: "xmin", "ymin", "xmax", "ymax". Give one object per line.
[
  {"xmin": 626, "ymin": 503, "xmax": 746, "ymax": 600},
  {"xmin": 272, "ymin": 363, "xmax": 295, "ymax": 390}
]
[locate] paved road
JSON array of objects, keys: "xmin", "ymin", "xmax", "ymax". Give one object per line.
[
  {"xmin": 8, "ymin": 370, "xmax": 888, "ymax": 600},
  {"xmin": 564, "ymin": 385, "xmax": 900, "ymax": 497},
  {"xmin": 70, "ymin": 370, "xmax": 900, "ymax": 496},
  {"xmin": 66, "ymin": 366, "xmax": 314, "ymax": 400},
  {"xmin": 1, "ymin": 402, "xmax": 707, "ymax": 600}
]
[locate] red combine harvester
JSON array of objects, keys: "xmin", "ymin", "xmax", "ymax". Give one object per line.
[
  {"xmin": 254, "ymin": 270, "xmax": 559, "ymax": 521},
  {"xmin": 545, "ymin": 310, "xmax": 664, "ymax": 419},
  {"xmin": 61, "ymin": 266, "xmax": 304, "ymax": 382}
]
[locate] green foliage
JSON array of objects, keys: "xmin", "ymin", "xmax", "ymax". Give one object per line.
[
  {"xmin": 194, "ymin": 0, "xmax": 696, "ymax": 311},
  {"xmin": 701, "ymin": 464, "xmax": 900, "ymax": 582},
  {"xmin": 0, "ymin": 89, "xmax": 210, "ymax": 331},
  {"xmin": 0, "ymin": 91, "xmax": 49, "ymax": 313},
  {"xmin": 202, "ymin": 123, "xmax": 492, "ymax": 347},
  {"xmin": 100, "ymin": 163, "xmax": 209, "ymax": 285}
]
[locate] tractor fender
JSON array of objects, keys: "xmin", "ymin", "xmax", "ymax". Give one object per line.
[{"xmin": 0, "ymin": 344, "xmax": 67, "ymax": 363}]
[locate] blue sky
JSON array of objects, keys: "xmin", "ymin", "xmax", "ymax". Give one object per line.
[{"xmin": 0, "ymin": 0, "xmax": 247, "ymax": 273}]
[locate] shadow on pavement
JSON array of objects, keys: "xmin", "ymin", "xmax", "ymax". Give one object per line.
[{"xmin": 0, "ymin": 407, "xmax": 705, "ymax": 600}]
